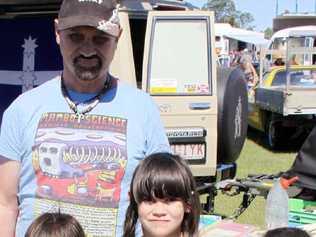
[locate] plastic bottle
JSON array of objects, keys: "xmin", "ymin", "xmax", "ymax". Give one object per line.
[{"xmin": 265, "ymin": 177, "xmax": 298, "ymax": 230}]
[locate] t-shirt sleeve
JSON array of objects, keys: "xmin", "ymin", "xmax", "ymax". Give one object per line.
[
  {"xmin": 0, "ymin": 102, "xmax": 23, "ymax": 161},
  {"xmin": 144, "ymin": 96, "xmax": 171, "ymax": 156}
]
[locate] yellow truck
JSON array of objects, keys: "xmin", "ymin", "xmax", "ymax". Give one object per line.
[
  {"xmin": 248, "ymin": 28, "xmax": 316, "ymax": 149},
  {"xmin": 0, "ymin": 0, "xmax": 248, "ymax": 211}
]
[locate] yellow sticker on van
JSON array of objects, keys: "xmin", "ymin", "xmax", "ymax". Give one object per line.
[{"xmin": 150, "ymin": 87, "xmax": 177, "ymax": 93}]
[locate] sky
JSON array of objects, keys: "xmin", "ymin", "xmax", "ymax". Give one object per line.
[{"xmin": 187, "ymin": 0, "xmax": 316, "ymax": 32}]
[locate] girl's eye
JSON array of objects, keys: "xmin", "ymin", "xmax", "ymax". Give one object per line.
[
  {"xmin": 69, "ymin": 33, "xmax": 84, "ymax": 43},
  {"xmin": 142, "ymin": 197, "xmax": 155, "ymax": 204},
  {"xmin": 164, "ymin": 197, "xmax": 177, "ymax": 203},
  {"xmin": 143, "ymin": 200, "xmax": 154, "ymax": 205}
]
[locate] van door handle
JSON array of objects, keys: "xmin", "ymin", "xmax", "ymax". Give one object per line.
[{"xmin": 189, "ymin": 103, "xmax": 211, "ymax": 110}]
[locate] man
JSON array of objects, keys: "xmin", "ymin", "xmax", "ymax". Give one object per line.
[
  {"xmin": 238, "ymin": 54, "xmax": 258, "ymax": 88},
  {"xmin": 0, "ymin": 0, "xmax": 170, "ymax": 236},
  {"xmin": 273, "ymin": 52, "xmax": 285, "ymax": 66}
]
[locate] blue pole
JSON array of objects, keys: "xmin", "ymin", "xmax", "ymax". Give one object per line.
[
  {"xmin": 295, "ymin": 0, "xmax": 298, "ymax": 13},
  {"xmin": 276, "ymin": 0, "xmax": 279, "ymax": 16}
]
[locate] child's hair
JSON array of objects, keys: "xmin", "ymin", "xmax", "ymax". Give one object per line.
[
  {"xmin": 123, "ymin": 152, "xmax": 200, "ymax": 237},
  {"xmin": 25, "ymin": 212, "xmax": 85, "ymax": 237},
  {"xmin": 264, "ymin": 227, "xmax": 310, "ymax": 237}
]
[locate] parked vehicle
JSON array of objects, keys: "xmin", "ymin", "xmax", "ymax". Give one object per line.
[{"xmin": 248, "ymin": 27, "xmax": 316, "ymax": 149}]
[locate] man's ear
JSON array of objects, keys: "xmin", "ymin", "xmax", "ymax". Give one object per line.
[{"xmin": 54, "ymin": 19, "xmax": 61, "ymax": 45}]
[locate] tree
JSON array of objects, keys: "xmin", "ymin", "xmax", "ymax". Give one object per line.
[
  {"xmin": 203, "ymin": 0, "xmax": 254, "ymax": 29},
  {"xmin": 238, "ymin": 12, "xmax": 255, "ymax": 30},
  {"xmin": 203, "ymin": 0, "xmax": 236, "ymax": 23},
  {"xmin": 264, "ymin": 27, "xmax": 273, "ymax": 39}
]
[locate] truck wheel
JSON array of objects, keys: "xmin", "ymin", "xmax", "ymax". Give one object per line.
[
  {"xmin": 217, "ymin": 67, "xmax": 248, "ymax": 163},
  {"xmin": 266, "ymin": 116, "xmax": 282, "ymax": 149}
]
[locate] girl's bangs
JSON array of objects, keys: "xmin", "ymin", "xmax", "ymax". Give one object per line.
[{"xmin": 133, "ymin": 164, "xmax": 189, "ymax": 203}]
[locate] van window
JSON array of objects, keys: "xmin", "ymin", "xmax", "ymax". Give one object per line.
[
  {"xmin": 147, "ymin": 18, "xmax": 211, "ymax": 95},
  {"xmin": 271, "ymin": 69, "xmax": 316, "ymax": 87}
]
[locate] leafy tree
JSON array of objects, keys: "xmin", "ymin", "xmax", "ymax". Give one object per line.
[
  {"xmin": 203, "ymin": 0, "xmax": 237, "ymax": 23},
  {"xmin": 238, "ymin": 11, "xmax": 255, "ymax": 30},
  {"xmin": 264, "ymin": 27, "xmax": 273, "ymax": 39},
  {"xmin": 203, "ymin": 0, "xmax": 254, "ymax": 29}
]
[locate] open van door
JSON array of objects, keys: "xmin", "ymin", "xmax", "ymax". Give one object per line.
[
  {"xmin": 110, "ymin": 12, "xmax": 136, "ymax": 87},
  {"xmin": 143, "ymin": 11, "xmax": 217, "ymax": 177}
]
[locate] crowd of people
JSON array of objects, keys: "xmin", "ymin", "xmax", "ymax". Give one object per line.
[
  {"xmin": 0, "ymin": 0, "xmax": 315, "ymax": 236},
  {"xmin": 218, "ymin": 46, "xmax": 302, "ymax": 89}
]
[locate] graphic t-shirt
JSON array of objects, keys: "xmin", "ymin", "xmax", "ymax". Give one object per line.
[{"xmin": 0, "ymin": 76, "xmax": 170, "ymax": 237}]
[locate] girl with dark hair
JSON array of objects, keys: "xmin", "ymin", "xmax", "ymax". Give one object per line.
[
  {"xmin": 25, "ymin": 212, "xmax": 85, "ymax": 237},
  {"xmin": 123, "ymin": 152, "xmax": 200, "ymax": 237},
  {"xmin": 264, "ymin": 227, "xmax": 310, "ymax": 237}
]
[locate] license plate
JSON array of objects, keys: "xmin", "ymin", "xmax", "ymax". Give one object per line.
[{"xmin": 171, "ymin": 143, "xmax": 205, "ymax": 160}]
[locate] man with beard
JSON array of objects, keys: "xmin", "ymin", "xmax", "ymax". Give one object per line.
[{"xmin": 0, "ymin": 0, "xmax": 170, "ymax": 236}]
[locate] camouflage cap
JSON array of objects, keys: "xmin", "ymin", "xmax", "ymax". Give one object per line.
[{"xmin": 58, "ymin": 0, "xmax": 120, "ymax": 37}]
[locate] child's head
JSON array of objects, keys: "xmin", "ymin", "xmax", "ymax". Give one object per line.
[
  {"xmin": 25, "ymin": 212, "xmax": 85, "ymax": 237},
  {"xmin": 124, "ymin": 152, "xmax": 200, "ymax": 237},
  {"xmin": 264, "ymin": 227, "xmax": 310, "ymax": 237}
]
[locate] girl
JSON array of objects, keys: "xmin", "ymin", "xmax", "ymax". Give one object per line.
[
  {"xmin": 25, "ymin": 212, "xmax": 85, "ymax": 237},
  {"xmin": 264, "ymin": 227, "xmax": 310, "ymax": 237},
  {"xmin": 123, "ymin": 152, "xmax": 200, "ymax": 237}
]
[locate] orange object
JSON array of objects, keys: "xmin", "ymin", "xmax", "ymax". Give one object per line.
[{"xmin": 280, "ymin": 176, "xmax": 299, "ymax": 189}]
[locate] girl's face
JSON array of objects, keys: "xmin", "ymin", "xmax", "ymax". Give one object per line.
[{"xmin": 138, "ymin": 198, "xmax": 186, "ymax": 237}]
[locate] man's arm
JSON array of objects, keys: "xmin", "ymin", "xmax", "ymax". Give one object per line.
[{"xmin": 0, "ymin": 157, "xmax": 20, "ymax": 237}]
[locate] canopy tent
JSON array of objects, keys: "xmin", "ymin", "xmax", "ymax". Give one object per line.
[
  {"xmin": 224, "ymin": 34, "xmax": 269, "ymax": 46},
  {"xmin": 215, "ymin": 23, "xmax": 268, "ymax": 46}
]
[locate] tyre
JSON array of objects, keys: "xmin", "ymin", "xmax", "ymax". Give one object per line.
[
  {"xmin": 217, "ymin": 67, "xmax": 248, "ymax": 163},
  {"xmin": 267, "ymin": 119, "xmax": 278, "ymax": 149},
  {"xmin": 265, "ymin": 115, "xmax": 283, "ymax": 150}
]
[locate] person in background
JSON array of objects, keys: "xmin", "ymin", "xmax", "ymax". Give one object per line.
[
  {"xmin": 0, "ymin": 0, "xmax": 170, "ymax": 236},
  {"xmin": 123, "ymin": 153, "xmax": 200, "ymax": 237},
  {"xmin": 289, "ymin": 54, "xmax": 299, "ymax": 65},
  {"xmin": 311, "ymin": 71, "xmax": 316, "ymax": 84},
  {"xmin": 264, "ymin": 227, "xmax": 310, "ymax": 237},
  {"xmin": 273, "ymin": 52, "xmax": 285, "ymax": 66},
  {"xmin": 239, "ymin": 54, "xmax": 259, "ymax": 88},
  {"xmin": 25, "ymin": 212, "xmax": 85, "ymax": 237}
]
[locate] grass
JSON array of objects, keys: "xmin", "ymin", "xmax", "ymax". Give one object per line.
[{"xmin": 213, "ymin": 129, "xmax": 298, "ymax": 228}]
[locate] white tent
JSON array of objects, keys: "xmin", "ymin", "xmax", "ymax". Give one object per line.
[{"xmin": 215, "ymin": 23, "xmax": 268, "ymax": 46}]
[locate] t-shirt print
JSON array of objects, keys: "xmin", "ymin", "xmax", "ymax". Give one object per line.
[{"xmin": 31, "ymin": 112, "xmax": 127, "ymax": 236}]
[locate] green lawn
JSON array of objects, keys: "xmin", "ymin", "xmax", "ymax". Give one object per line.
[{"xmin": 213, "ymin": 131, "xmax": 297, "ymax": 228}]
